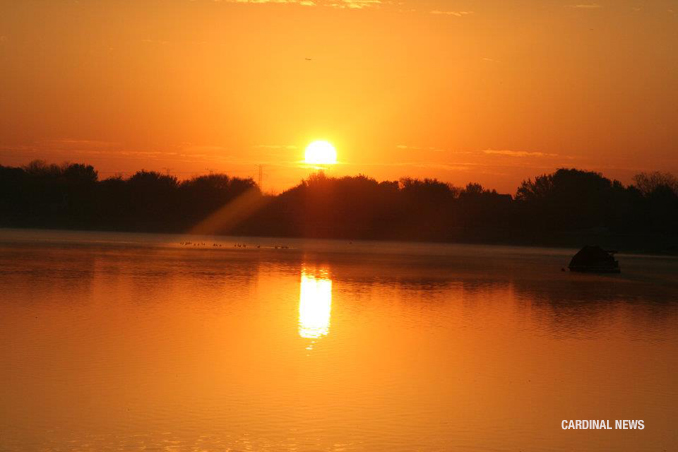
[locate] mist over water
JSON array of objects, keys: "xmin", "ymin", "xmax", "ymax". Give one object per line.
[{"xmin": 1, "ymin": 230, "xmax": 677, "ymax": 451}]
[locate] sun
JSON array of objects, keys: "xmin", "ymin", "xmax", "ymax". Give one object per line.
[{"xmin": 304, "ymin": 141, "xmax": 337, "ymax": 165}]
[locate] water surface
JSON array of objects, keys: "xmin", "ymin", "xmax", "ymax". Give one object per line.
[{"xmin": 1, "ymin": 229, "xmax": 677, "ymax": 451}]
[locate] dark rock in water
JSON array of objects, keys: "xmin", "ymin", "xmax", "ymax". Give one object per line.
[{"xmin": 569, "ymin": 245, "xmax": 621, "ymax": 273}]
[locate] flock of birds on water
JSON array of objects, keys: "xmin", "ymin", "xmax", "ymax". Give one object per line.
[{"xmin": 178, "ymin": 241, "xmax": 290, "ymax": 250}]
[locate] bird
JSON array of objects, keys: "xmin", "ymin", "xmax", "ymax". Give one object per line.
[{"xmin": 305, "ymin": 58, "xmax": 312, "ymax": 61}]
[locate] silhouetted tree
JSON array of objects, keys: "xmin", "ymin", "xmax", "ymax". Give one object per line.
[
  {"xmin": 460, "ymin": 183, "xmax": 486, "ymax": 197},
  {"xmin": 62, "ymin": 163, "xmax": 98, "ymax": 184},
  {"xmin": 178, "ymin": 173, "xmax": 259, "ymax": 228},
  {"xmin": 0, "ymin": 161, "xmax": 676, "ymax": 252},
  {"xmin": 516, "ymin": 168, "xmax": 617, "ymax": 230},
  {"xmin": 633, "ymin": 172, "xmax": 678, "ymax": 196},
  {"xmin": 632, "ymin": 172, "xmax": 678, "ymax": 234}
]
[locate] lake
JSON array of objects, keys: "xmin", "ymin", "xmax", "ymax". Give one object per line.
[{"xmin": 1, "ymin": 229, "xmax": 677, "ymax": 451}]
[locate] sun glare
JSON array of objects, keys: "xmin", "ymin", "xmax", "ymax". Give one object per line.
[
  {"xmin": 304, "ymin": 141, "xmax": 337, "ymax": 165},
  {"xmin": 298, "ymin": 270, "xmax": 332, "ymax": 341}
]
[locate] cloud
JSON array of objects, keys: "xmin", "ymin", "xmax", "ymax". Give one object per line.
[
  {"xmin": 216, "ymin": 0, "xmax": 382, "ymax": 7},
  {"xmin": 567, "ymin": 3, "xmax": 603, "ymax": 8},
  {"xmin": 396, "ymin": 145, "xmax": 448, "ymax": 152},
  {"xmin": 40, "ymin": 139, "xmax": 120, "ymax": 150},
  {"xmin": 361, "ymin": 161, "xmax": 474, "ymax": 172},
  {"xmin": 482, "ymin": 150, "xmax": 560, "ymax": 158},
  {"xmin": 332, "ymin": 0, "xmax": 381, "ymax": 9},
  {"xmin": 217, "ymin": 0, "xmax": 316, "ymax": 5},
  {"xmin": 254, "ymin": 144, "xmax": 298, "ymax": 150},
  {"xmin": 180, "ymin": 144, "xmax": 227, "ymax": 154},
  {"xmin": 430, "ymin": 10, "xmax": 473, "ymax": 17},
  {"xmin": 397, "ymin": 144, "xmax": 427, "ymax": 150},
  {"xmin": 141, "ymin": 38, "xmax": 170, "ymax": 45}
]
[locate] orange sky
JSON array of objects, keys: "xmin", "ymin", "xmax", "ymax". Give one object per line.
[{"xmin": 0, "ymin": 0, "xmax": 676, "ymax": 193}]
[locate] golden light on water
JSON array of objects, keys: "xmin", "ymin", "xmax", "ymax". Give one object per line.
[
  {"xmin": 298, "ymin": 269, "xmax": 332, "ymax": 341},
  {"xmin": 304, "ymin": 141, "xmax": 337, "ymax": 165}
]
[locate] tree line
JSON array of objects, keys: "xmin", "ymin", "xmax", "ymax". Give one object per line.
[{"xmin": 1, "ymin": 160, "xmax": 677, "ymax": 253}]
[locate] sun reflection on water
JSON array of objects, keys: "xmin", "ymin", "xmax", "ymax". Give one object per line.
[{"xmin": 298, "ymin": 268, "xmax": 332, "ymax": 344}]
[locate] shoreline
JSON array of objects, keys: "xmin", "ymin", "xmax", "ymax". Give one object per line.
[{"xmin": 2, "ymin": 226, "xmax": 677, "ymax": 258}]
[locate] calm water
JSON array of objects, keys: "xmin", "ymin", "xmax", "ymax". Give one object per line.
[{"xmin": 1, "ymin": 229, "xmax": 677, "ymax": 451}]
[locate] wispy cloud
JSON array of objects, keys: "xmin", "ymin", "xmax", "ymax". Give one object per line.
[
  {"xmin": 482, "ymin": 150, "xmax": 560, "ymax": 158},
  {"xmin": 362, "ymin": 161, "xmax": 474, "ymax": 172},
  {"xmin": 397, "ymin": 144, "xmax": 428, "ymax": 150},
  {"xmin": 141, "ymin": 38, "xmax": 170, "ymax": 45},
  {"xmin": 330, "ymin": 0, "xmax": 381, "ymax": 9},
  {"xmin": 216, "ymin": 0, "xmax": 382, "ymax": 7},
  {"xmin": 254, "ymin": 144, "xmax": 298, "ymax": 150},
  {"xmin": 567, "ymin": 3, "xmax": 603, "ymax": 9},
  {"xmin": 396, "ymin": 145, "xmax": 447, "ymax": 152},
  {"xmin": 217, "ymin": 0, "xmax": 316, "ymax": 5},
  {"xmin": 40, "ymin": 139, "xmax": 121, "ymax": 150},
  {"xmin": 430, "ymin": 10, "xmax": 474, "ymax": 17},
  {"xmin": 180, "ymin": 144, "xmax": 227, "ymax": 154}
]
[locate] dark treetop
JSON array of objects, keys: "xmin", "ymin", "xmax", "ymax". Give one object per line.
[{"xmin": 1, "ymin": 161, "xmax": 677, "ymax": 254}]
